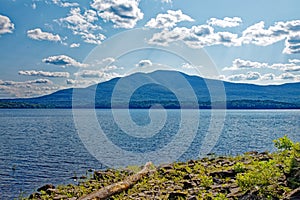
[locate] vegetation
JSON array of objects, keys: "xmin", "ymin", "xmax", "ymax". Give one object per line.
[{"xmin": 22, "ymin": 136, "xmax": 300, "ymax": 200}]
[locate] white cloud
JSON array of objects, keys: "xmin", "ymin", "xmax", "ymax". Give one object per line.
[
  {"xmin": 240, "ymin": 20, "xmax": 300, "ymax": 48},
  {"xmin": 223, "ymin": 58, "xmax": 300, "ymax": 72},
  {"xmin": 27, "ymin": 28, "xmax": 62, "ymax": 42},
  {"xmin": 149, "ymin": 25, "xmax": 240, "ymax": 48},
  {"xmin": 74, "ymin": 70, "xmax": 104, "ymax": 78},
  {"xmin": 241, "ymin": 21, "xmax": 286, "ymax": 46},
  {"xmin": 222, "ymin": 71, "xmax": 300, "ymax": 83},
  {"xmin": 223, "ymin": 58, "xmax": 268, "ymax": 71},
  {"xmin": 0, "ymin": 14, "xmax": 14, "ymax": 34},
  {"xmin": 161, "ymin": 0, "xmax": 172, "ymax": 3},
  {"xmin": 283, "ymin": 33, "xmax": 300, "ymax": 54},
  {"xmin": 181, "ymin": 63, "xmax": 195, "ymax": 69},
  {"xmin": 146, "ymin": 10, "xmax": 194, "ymax": 29},
  {"xmin": 227, "ymin": 71, "xmax": 261, "ymax": 81},
  {"xmin": 58, "ymin": 7, "xmax": 105, "ymax": 44},
  {"xmin": 52, "ymin": 0, "xmax": 79, "ymax": 7},
  {"xmin": 278, "ymin": 72, "xmax": 299, "ymax": 80},
  {"xmin": 70, "ymin": 43, "xmax": 80, "ymax": 48},
  {"xmin": 0, "ymin": 79, "xmax": 53, "ymax": 86},
  {"xmin": 289, "ymin": 59, "xmax": 300, "ymax": 63},
  {"xmin": 135, "ymin": 59, "xmax": 153, "ymax": 68},
  {"xmin": 148, "ymin": 19, "xmax": 300, "ymax": 53},
  {"xmin": 207, "ymin": 17, "xmax": 242, "ymax": 28},
  {"xmin": 66, "ymin": 79, "xmax": 97, "ymax": 85},
  {"xmin": 42, "ymin": 55, "xmax": 88, "ymax": 68},
  {"xmin": 0, "ymin": 78, "xmax": 63, "ymax": 98},
  {"xmin": 91, "ymin": 0, "xmax": 144, "ymax": 29},
  {"xmin": 271, "ymin": 63, "xmax": 300, "ymax": 72},
  {"xmin": 18, "ymin": 70, "xmax": 70, "ymax": 78},
  {"xmin": 74, "ymin": 70, "xmax": 120, "ymax": 80},
  {"xmin": 261, "ymin": 73, "xmax": 275, "ymax": 81},
  {"xmin": 181, "ymin": 63, "xmax": 203, "ymax": 69}
]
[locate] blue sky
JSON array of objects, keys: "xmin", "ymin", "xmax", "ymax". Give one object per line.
[{"xmin": 0, "ymin": 0, "xmax": 300, "ymax": 98}]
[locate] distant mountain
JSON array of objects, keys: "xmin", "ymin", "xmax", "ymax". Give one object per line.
[{"xmin": 1, "ymin": 70, "xmax": 300, "ymax": 109}]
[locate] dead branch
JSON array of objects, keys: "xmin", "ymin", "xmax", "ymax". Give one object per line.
[{"xmin": 78, "ymin": 162, "xmax": 154, "ymax": 200}]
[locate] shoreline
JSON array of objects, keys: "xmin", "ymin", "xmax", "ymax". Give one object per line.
[{"xmin": 24, "ymin": 136, "xmax": 300, "ymax": 200}]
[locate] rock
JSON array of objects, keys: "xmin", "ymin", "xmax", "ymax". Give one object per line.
[
  {"xmin": 284, "ymin": 187, "xmax": 300, "ymax": 200},
  {"xmin": 168, "ymin": 192, "xmax": 187, "ymax": 200},
  {"xmin": 159, "ymin": 163, "xmax": 174, "ymax": 170},
  {"xmin": 53, "ymin": 195, "xmax": 68, "ymax": 200},
  {"xmin": 183, "ymin": 174, "xmax": 193, "ymax": 180},
  {"xmin": 245, "ymin": 151, "xmax": 259, "ymax": 155},
  {"xmin": 79, "ymin": 175, "xmax": 87, "ymax": 179},
  {"xmin": 229, "ymin": 186, "xmax": 240, "ymax": 194},
  {"xmin": 94, "ymin": 170, "xmax": 115, "ymax": 180},
  {"xmin": 209, "ymin": 169, "xmax": 236, "ymax": 178},
  {"xmin": 212, "ymin": 177, "xmax": 223, "ymax": 184},
  {"xmin": 226, "ymin": 187, "xmax": 244, "ymax": 198},
  {"xmin": 182, "ymin": 180, "xmax": 193, "ymax": 189},
  {"xmin": 188, "ymin": 195, "xmax": 197, "ymax": 200},
  {"xmin": 239, "ymin": 189, "xmax": 260, "ymax": 200},
  {"xmin": 37, "ymin": 184, "xmax": 55, "ymax": 192},
  {"xmin": 29, "ymin": 192, "xmax": 41, "ymax": 199}
]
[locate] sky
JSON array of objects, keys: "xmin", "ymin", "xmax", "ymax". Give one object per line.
[{"xmin": 0, "ymin": 0, "xmax": 300, "ymax": 98}]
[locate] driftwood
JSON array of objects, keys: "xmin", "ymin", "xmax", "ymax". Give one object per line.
[{"xmin": 78, "ymin": 162, "xmax": 154, "ymax": 200}]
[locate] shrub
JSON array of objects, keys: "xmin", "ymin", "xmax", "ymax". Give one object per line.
[{"xmin": 273, "ymin": 135, "xmax": 293, "ymax": 151}]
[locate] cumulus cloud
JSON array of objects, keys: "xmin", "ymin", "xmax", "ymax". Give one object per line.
[
  {"xmin": 27, "ymin": 28, "xmax": 62, "ymax": 42},
  {"xmin": 223, "ymin": 58, "xmax": 268, "ymax": 71},
  {"xmin": 261, "ymin": 73, "xmax": 276, "ymax": 81},
  {"xmin": 271, "ymin": 63, "xmax": 300, "ymax": 72},
  {"xmin": 149, "ymin": 25, "xmax": 240, "ymax": 48},
  {"xmin": 207, "ymin": 17, "xmax": 242, "ymax": 28},
  {"xmin": 18, "ymin": 70, "xmax": 70, "ymax": 78},
  {"xmin": 222, "ymin": 71, "xmax": 300, "ymax": 83},
  {"xmin": 283, "ymin": 33, "xmax": 300, "ymax": 54},
  {"xmin": 74, "ymin": 70, "xmax": 120, "ymax": 80},
  {"xmin": 227, "ymin": 71, "xmax": 261, "ymax": 81},
  {"xmin": 52, "ymin": 0, "xmax": 79, "ymax": 7},
  {"xmin": 70, "ymin": 43, "xmax": 80, "ymax": 48},
  {"xmin": 58, "ymin": 7, "xmax": 105, "ymax": 44},
  {"xmin": 289, "ymin": 59, "xmax": 300, "ymax": 63},
  {"xmin": 148, "ymin": 19, "xmax": 300, "ymax": 53},
  {"xmin": 0, "ymin": 78, "xmax": 63, "ymax": 98},
  {"xmin": 146, "ymin": 10, "xmax": 194, "ymax": 29},
  {"xmin": 224, "ymin": 58, "xmax": 300, "ymax": 73},
  {"xmin": 161, "ymin": 0, "xmax": 172, "ymax": 3},
  {"xmin": 181, "ymin": 63, "xmax": 195, "ymax": 69},
  {"xmin": 240, "ymin": 20, "xmax": 300, "ymax": 48},
  {"xmin": 91, "ymin": 0, "xmax": 144, "ymax": 29},
  {"xmin": 278, "ymin": 72, "xmax": 299, "ymax": 80},
  {"xmin": 42, "ymin": 55, "xmax": 88, "ymax": 68},
  {"xmin": 136, "ymin": 60, "xmax": 153, "ymax": 68},
  {"xmin": 181, "ymin": 63, "xmax": 202, "ymax": 69},
  {"xmin": 0, "ymin": 79, "xmax": 52, "ymax": 86},
  {"xmin": 66, "ymin": 79, "xmax": 97, "ymax": 85},
  {"xmin": 241, "ymin": 21, "xmax": 286, "ymax": 46},
  {"xmin": 0, "ymin": 14, "xmax": 14, "ymax": 34}
]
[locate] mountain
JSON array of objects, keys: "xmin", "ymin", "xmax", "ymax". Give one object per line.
[{"xmin": 1, "ymin": 70, "xmax": 300, "ymax": 109}]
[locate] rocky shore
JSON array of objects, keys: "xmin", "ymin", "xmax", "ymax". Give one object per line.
[{"xmin": 26, "ymin": 136, "xmax": 300, "ymax": 200}]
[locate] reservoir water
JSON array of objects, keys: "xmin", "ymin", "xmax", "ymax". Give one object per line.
[{"xmin": 0, "ymin": 109, "xmax": 299, "ymax": 199}]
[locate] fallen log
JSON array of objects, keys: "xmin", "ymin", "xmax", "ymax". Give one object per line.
[{"xmin": 78, "ymin": 162, "xmax": 154, "ymax": 200}]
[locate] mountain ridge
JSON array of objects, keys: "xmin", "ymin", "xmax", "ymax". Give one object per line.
[{"xmin": 0, "ymin": 70, "xmax": 300, "ymax": 109}]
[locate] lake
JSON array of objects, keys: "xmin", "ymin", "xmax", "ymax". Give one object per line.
[{"xmin": 0, "ymin": 109, "xmax": 299, "ymax": 199}]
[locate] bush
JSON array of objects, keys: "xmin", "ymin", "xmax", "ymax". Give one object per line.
[{"xmin": 273, "ymin": 135, "xmax": 294, "ymax": 151}]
